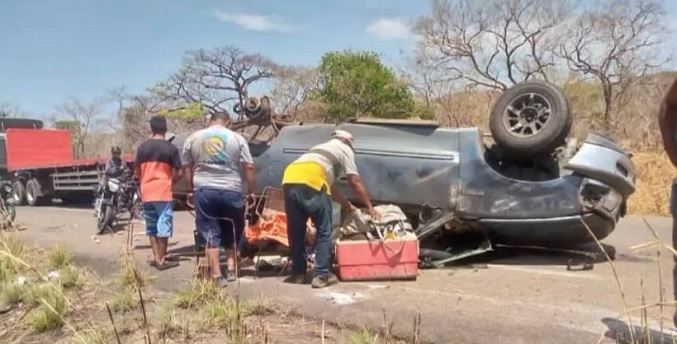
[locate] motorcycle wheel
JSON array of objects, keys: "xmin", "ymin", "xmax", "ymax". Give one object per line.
[{"xmin": 97, "ymin": 204, "xmax": 114, "ymax": 234}]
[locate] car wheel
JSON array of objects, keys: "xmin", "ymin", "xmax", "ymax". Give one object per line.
[{"xmin": 489, "ymin": 80, "xmax": 572, "ymax": 159}]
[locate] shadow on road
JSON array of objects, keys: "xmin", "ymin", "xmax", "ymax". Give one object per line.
[
  {"xmin": 426, "ymin": 242, "xmax": 638, "ymax": 269},
  {"xmin": 602, "ymin": 317, "xmax": 676, "ymax": 343}
]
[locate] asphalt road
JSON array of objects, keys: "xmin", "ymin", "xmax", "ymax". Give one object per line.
[{"xmin": 9, "ymin": 206, "xmax": 677, "ymax": 344}]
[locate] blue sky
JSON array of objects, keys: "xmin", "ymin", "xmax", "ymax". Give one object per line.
[
  {"xmin": 1, "ymin": 0, "xmax": 676, "ymax": 119},
  {"xmin": 0, "ymin": 0, "xmax": 428, "ymax": 118}
]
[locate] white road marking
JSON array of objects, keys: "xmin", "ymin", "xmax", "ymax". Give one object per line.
[
  {"xmin": 235, "ymin": 277, "xmax": 256, "ymax": 284},
  {"xmin": 487, "ymin": 264, "xmax": 604, "ymax": 280}
]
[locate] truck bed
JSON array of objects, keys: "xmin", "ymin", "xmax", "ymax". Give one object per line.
[{"xmin": 5, "ymin": 128, "xmax": 134, "ymax": 172}]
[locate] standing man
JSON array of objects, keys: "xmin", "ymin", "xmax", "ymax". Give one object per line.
[
  {"xmin": 134, "ymin": 115, "xmax": 183, "ymax": 270},
  {"xmin": 281, "ymin": 129, "xmax": 379, "ymax": 288},
  {"xmin": 658, "ymin": 77, "xmax": 677, "ymax": 328},
  {"xmin": 181, "ymin": 111, "xmax": 256, "ymax": 287}
]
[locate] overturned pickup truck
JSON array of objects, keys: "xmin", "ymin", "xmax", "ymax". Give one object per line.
[{"xmin": 172, "ymin": 81, "xmax": 636, "ymax": 267}]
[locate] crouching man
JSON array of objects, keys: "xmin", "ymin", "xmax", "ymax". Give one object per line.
[{"xmin": 280, "ymin": 129, "xmax": 379, "ymax": 288}]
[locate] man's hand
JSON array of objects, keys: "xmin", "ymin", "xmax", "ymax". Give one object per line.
[
  {"xmin": 186, "ymin": 192, "xmax": 194, "ymax": 209},
  {"xmin": 367, "ymin": 206, "xmax": 381, "ymax": 220},
  {"xmin": 245, "ymin": 193, "xmax": 256, "ymax": 208},
  {"xmin": 340, "ymin": 201, "xmax": 355, "ymax": 215}
]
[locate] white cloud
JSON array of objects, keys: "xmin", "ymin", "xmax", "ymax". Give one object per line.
[
  {"xmin": 213, "ymin": 11, "xmax": 297, "ymax": 33},
  {"xmin": 366, "ymin": 17, "xmax": 411, "ymax": 40}
]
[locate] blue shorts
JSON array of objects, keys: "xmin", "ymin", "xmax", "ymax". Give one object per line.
[
  {"xmin": 194, "ymin": 187, "xmax": 245, "ymax": 249},
  {"xmin": 143, "ymin": 201, "xmax": 174, "ymax": 238}
]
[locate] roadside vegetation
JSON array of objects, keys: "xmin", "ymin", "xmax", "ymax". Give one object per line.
[{"xmin": 0, "ymin": 217, "xmax": 420, "ymax": 344}]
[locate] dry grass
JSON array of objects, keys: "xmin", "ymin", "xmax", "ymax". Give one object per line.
[
  {"xmin": 628, "ymin": 150, "xmax": 675, "ymax": 216},
  {"xmin": 0, "ymin": 228, "xmax": 97, "ymax": 341}
]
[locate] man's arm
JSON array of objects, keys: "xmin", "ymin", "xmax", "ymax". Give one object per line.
[
  {"xmin": 239, "ymin": 136, "xmax": 255, "ymax": 196},
  {"xmin": 104, "ymin": 158, "xmax": 118, "ymax": 176},
  {"xmin": 329, "ymin": 185, "xmax": 351, "ymax": 209},
  {"xmin": 346, "ymin": 174, "xmax": 374, "ymax": 211},
  {"xmin": 340, "ymin": 150, "xmax": 375, "ymax": 213},
  {"xmin": 170, "ymin": 146, "xmax": 183, "ymax": 185},
  {"xmin": 179, "ymin": 135, "xmax": 195, "ymax": 192},
  {"xmin": 659, "ymin": 78, "xmax": 677, "ymax": 167},
  {"xmin": 133, "ymin": 146, "xmax": 142, "ymax": 178}
]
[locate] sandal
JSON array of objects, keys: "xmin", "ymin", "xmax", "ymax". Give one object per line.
[
  {"xmin": 154, "ymin": 260, "xmax": 180, "ymax": 271},
  {"xmin": 148, "ymin": 255, "xmax": 178, "ymax": 266}
]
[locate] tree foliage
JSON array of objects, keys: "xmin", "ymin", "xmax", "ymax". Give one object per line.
[
  {"xmin": 313, "ymin": 50, "xmax": 415, "ymax": 121},
  {"xmin": 157, "ymin": 101, "xmax": 205, "ymax": 123}
]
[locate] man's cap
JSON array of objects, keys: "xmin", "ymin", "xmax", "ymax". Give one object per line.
[{"xmin": 332, "ymin": 129, "xmax": 354, "ymax": 142}]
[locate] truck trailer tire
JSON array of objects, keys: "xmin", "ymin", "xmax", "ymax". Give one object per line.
[
  {"xmin": 11, "ymin": 180, "xmax": 26, "ymax": 206},
  {"xmin": 25, "ymin": 179, "xmax": 51, "ymax": 206}
]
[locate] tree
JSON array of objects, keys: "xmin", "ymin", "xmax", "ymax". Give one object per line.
[
  {"xmin": 0, "ymin": 102, "xmax": 30, "ymax": 118},
  {"xmin": 150, "ymin": 46, "xmax": 279, "ymax": 121},
  {"xmin": 412, "ymin": 0, "xmax": 574, "ymax": 91},
  {"xmin": 52, "ymin": 97, "xmax": 106, "ymax": 158},
  {"xmin": 314, "ymin": 50, "xmax": 415, "ymax": 121},
  {"xmin": 556, "ymin": 0, "xmax": 671, "ymax": 134},
  {"xmin": 269, "ymin": 66, "xmax": 321, "ymax": 121}
]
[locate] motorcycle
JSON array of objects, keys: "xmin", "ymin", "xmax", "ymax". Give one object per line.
[
  {"xmin": 0, "ymin": 180, "xmax": 16, "ymax": 224},
  {"xmin": 94, "ymin": 171, "xmax": 141, "ymax": 234}
]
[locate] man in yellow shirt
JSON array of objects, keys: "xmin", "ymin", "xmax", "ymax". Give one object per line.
[{"xmin": 281, "ymin": 129, "xmax": 379, "ymax": 288}]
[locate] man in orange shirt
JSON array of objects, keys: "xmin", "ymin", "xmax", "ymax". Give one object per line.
[{"xmin": 134, "ymin": 115, "xmax": 183, "ymax": 270}]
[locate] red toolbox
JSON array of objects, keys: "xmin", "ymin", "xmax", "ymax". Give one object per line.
[{"xmin": 334, "ymin": 232, "xmax": 419, "ymax": 281}]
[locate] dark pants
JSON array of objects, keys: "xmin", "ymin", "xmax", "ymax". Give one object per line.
[
  {"xmin": 283, "ymin": 183, "xmax": 333, "ymax": 277},
  {"xmin": 194, "ymin": 187, "xmax": 245, "ymax": 249}
]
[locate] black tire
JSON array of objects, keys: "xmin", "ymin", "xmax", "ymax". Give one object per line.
[
  {"xmin": 97, "ymin": 204, "xmax": 114, "ymax": 234},
  {"xmin": 11, "ymin": 180, "xmax": 25, "ymax": 206},
  {"xmin": 25, "ymin": 179, "xmax": 40, "ymax": 206},
  {"xmin": 489, "ymin": 80, "xmax": 572, "ymax": 159}
]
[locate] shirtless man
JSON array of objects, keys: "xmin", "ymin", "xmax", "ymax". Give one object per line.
[{"xmin": 658, "ymin": 77, "xmax": 677, "ymax": 328}]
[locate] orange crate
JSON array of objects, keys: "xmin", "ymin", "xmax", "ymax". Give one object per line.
[{"xmin": 334, "ymin": 232, "xmax": 419, "ymax": 281}]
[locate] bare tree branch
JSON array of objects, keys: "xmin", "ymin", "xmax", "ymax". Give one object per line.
[
  {"xmin": 556, "ymin": 0, "xmax": 672, "ymax": 134},
  {"xmin": 413, "ymin": 0, "xmax": 574, "ymax": 91},
  {"xmin": 151, "ymin": 46, "xmax": 280, "ymax": 121},
  {"xmin": 269, "ymin": 66, "xmax": 321, "ymax": 121},
  {"xmin": 52, "ymin": 97, "xmax": 107, "ymax": 158}
]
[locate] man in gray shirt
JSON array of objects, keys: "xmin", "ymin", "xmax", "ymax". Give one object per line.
[{"xmin": 181, "ymin": 111, "xmax": 256, "ymax": 287}]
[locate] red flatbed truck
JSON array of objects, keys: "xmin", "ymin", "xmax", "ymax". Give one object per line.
[{"xmin": 3, "ymin": 127, "xmax": 135, "ymax": 206}]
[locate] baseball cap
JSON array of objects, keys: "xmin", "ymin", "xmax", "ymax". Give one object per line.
[{"xmin": 332, "ymin": 129, "xmax": 354, "ymax": 142}]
